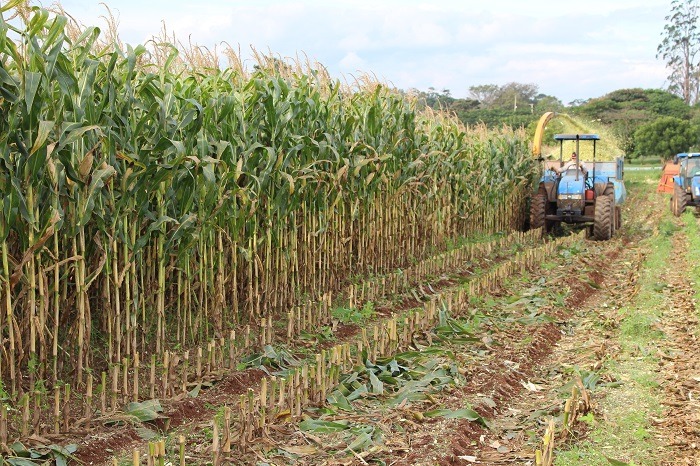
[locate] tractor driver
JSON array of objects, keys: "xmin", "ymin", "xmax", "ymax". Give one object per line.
[{"xmin": 556, "ymin": 151, "xmax": 587, "ymax": 175}]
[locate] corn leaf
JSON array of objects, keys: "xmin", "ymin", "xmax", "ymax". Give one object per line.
[
  {"xmin": 299, "ymin": 419, "xmax": 350, "ymax": 433},
  {"xmin": 424, "ymin": 408, "xmax": 487, "ymax": 425}
]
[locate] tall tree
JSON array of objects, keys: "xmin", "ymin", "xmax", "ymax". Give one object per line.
[
  {"xmin": 468, "ymin": 84, "xmax": 500, "ymax": 107},
  {"xmin": 657, "ymin": 0, "xmax": 700, "ymax": 104}
]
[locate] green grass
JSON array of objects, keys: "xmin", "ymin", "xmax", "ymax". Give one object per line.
[
  {"xmin": 556, "ymin": 360, "xmax": 659, "ymax": 466},
  {"xmin": 682, "ymin": 213, "xmax": 700, "ymax": 310},
  {"xmin": 332, "ymin": 302, "xmax": 376, "ymax": 324},
  {"xmin": 556, "ymin": 175, "xmax": 672, "ymax": 465}
]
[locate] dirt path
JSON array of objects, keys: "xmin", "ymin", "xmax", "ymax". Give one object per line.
[
  {"xmin": 654, "ymin": 223, "xmax": 700, "ymax": 465},
  {"xmin": 393, "ymin": 236, "xmax": 638, "ymax": 466}
]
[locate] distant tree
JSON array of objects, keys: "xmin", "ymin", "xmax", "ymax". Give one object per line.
[
  {"xmin": 420, "ymin": 82, "xmax": 558, "ymax": 129},
  {"xmin": 534, "ymin": 94, "xmax": 564, "ymax": 114},
  {"xmin": 468, "ymin": 84, "xmax": 500, "ymax": 107},
  {"xmin": 449, "ymin": 99, "xmax": 480, "ymax": 113},
  {"xmin": 468, "ymin": 83, "xmax": 540, "ymax": 111},
  {"xmin": 632, "ymin": 116, "xmax": 697, "ymax": 158},
  {"xmin": 491, "ymin": 82, "xmax": 539, "ymax": 111},
  {"xmin": 568, "ymin": 98, "xmax": 590, "ymax": 107},
  {"xmin": 657, "ymin": 0, "xmax": 700, "ymax": 104}
]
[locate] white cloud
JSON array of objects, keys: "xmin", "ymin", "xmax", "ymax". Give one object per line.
[
  {"xmin": 339, "ymin": 52, "xmax": 366, "ymax": 71},
  {"xmin": 55, "ymin": 0, "xmax": 673, "ymax": 103},
  {"xmin": 338, "ymin": 33, "xmax": 373, "ymax": 52}
]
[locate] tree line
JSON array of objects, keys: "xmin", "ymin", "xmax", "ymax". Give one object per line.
[{"xmin": 411, "ymin": 0, "xmax": 700, "ymax": 161}]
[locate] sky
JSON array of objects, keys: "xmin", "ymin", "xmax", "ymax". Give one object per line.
[{"xmin": 55, "ymin": 0, "xmax": 673, "ymax": 105}]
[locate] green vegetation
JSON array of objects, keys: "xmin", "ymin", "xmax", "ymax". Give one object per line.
[
  {"xmin": 0, "ymin": 4, "xmax": 535, "ymax": 395},
  {"xmin": 415, "ymin": 83, "xmax": 562, "ymax": 131},
  {"xmin": 332, "ymin": 302, "xmax": 376, "ymax": 325},
  {"xmin": 572, "ymin": 89, "xmax": 700, "ymax": 158}
]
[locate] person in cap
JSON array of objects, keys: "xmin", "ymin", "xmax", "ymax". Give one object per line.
[{"xmin": 556, "ymin": 151, "xmax": 587, "ymax": 175}]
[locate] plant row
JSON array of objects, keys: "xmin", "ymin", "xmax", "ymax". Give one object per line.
[{"xmin": 0, "ymin": 5, "xmax": 535, "ymax": 398}]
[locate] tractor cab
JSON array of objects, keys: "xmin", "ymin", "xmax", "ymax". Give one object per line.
[
  {"xmin": 674, "ymin": 153, "xmax": 700, "ymax": 184},
  {"xmin": 541, "ymin": 134, "xmax": 600, "ymax": 220},
  {"xmin": 670, "ymin": 153, "xmax": 700, "ymax": 216}
]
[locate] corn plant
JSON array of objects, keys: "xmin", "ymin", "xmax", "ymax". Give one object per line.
[{"xmin": 0, "ymin": 2, "xmax": 536, "ymax": 422}]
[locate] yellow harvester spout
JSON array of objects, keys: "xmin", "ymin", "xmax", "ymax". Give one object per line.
[{"xmin": 532, "ymin": 111, "xmax": 556, "ymax": 157}]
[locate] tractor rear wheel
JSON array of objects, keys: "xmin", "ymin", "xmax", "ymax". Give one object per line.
[
  {"xmin": 530, "ymin": 193, "xmax": 547, "ymax": 230},
  {"xmin": 671, "ymin": 183, "xmax": 687, "ymax": 217},
  {"xmin": 594, "ymin": 195, "xmax": 613, "ymax": 241}
]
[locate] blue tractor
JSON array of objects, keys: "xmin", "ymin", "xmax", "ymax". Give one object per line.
[
  {"xmin": 530, "ymin": 134, "xmax": 626, "ymax": 240},
  {"xmin": 670, "ymin": 152, "xmax": 700, "ymax": 216}
]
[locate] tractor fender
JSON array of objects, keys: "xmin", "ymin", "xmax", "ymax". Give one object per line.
[
  {"xmin": 593, "ymin": 182, "xmax": 608, "ymax": 198},
  {"xmin": 673, "ymin": 175, "xmax": 684, "ymax": 187},
  {"xmin": 539, "ymin": 181, "xmax": 557, "ymax": 202}
]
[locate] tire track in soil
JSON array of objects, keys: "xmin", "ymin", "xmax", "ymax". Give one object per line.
[
  {"xmin": 654, "ymin": 225, "xmax": 700, "ymax": 465},
  {"xmin": 387, "ymin": 241, "xmax": 628, "ymax": 466},
  {"xmin": 418, "ymin": 193, "xmax": 697, "ymax": 466}
]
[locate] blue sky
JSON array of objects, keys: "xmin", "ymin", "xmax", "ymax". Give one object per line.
[{"xmin": 56, "ymin": 0, "xmax": 672, "ymax": 105}]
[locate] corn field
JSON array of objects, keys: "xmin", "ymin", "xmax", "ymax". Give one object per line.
[{"xmin": 0, "ymin": 1, "xmax": 536, "ymax": 419}]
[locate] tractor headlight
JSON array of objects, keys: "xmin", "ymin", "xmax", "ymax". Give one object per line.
[{"xmin": 559, "ymin": 194, "xmax": 583, "ymax": 200}]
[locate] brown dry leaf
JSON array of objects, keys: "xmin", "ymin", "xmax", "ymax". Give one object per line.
[
  {"xmin": 457, "ymin": 455, "xmax": 478, "ymax": 462},
  {"xmin": 521, "ymin": 381, "xmax": 543, "ymax": 392},
  {"xmin": 280, "ymin": 445, "xmax": 319, "ymax": 456}
]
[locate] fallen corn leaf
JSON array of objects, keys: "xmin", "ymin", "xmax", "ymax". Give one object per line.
[
  {"xmin": 457, "ymin": 455, "xmax": 477, "ymax": 462},
  {"xmin": 280, "ymin": 445, "xmax": 318, "ymax": 456}
]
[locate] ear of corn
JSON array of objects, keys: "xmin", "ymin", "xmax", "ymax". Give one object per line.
[{"xmin": 0, "ymin": 5, "xmax": 535, "ymax": 400}]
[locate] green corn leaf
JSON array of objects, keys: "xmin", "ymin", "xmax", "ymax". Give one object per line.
[
  {"xmin": 6, "ymin": 458, "xmax": 40, "ymax": 466},
  {"xmin": 42, "ymin": 15, "xmax": 67, "ymax": 54},
  {"xmin": 10, "ymin": 442, "xmax": 30, "ymax": 457},
  {"xmin": 23, "ymin": 71, "xmax": 41, "ymax": 113},
  {"xmin": 424, "ymin": 408, "xmax": 486, "ymax": 425},
  {"xmin": 368, "ymin": 370, "xmax": 384, "ymax": 394},
  {"xmin": 124, "ymin": 399, "xmax": 165, "ymax": 422},
  {"xmin": 58, "ymin": 124, "xmax": 102, "ymax": 151},
  {"xmin": 343, "ymin": 432, "xmax": 374, "ymax": 453},
  {"xmin": 0, "ymin": 0, "xmax": 25, "ymax": 12},
  {"xmin": 299, "ymin": 419, "xmax": 350, "ymax": 433},
  {"xmin": 326, "ymin": 390, "xmax": 353, "ymax": 411},
  {"xmin": 30, "ymin": 120, "xmax": 53, "ymax": 155}
]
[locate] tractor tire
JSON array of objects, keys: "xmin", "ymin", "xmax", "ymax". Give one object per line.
[
  {"xmin": 603, "ymin": 184, "xmax": 618, "ymax": 232},
  {"xmin": 593, "ymin": 195, "xmax": 613, "ymax": 241},
  {"xmin": 609, "ymin": 195, "xmax": 618, "ymax": 231},
  {"xmin": 671, "ymin": 183, "xmax": 687, "ymax": 217},
  {"xmin": 530, "ymin": 193, "xmax": 547, "ymax": 230}
]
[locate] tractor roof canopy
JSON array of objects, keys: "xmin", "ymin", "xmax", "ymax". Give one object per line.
[
  {"xmin": 554, "ymin": 134, "xmax": 600, "ymax": 141},
  {"xmin": 675, "ymin": 152, "xmax": 700, "ymax": 158}
]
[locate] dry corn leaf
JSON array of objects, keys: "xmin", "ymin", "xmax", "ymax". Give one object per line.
[
  {"xmin": 521, "ymin": 381, "xmax": 544, "ymax": 392},
  {"xmin": 280, "ymin": 445, "xmax": 318, "ymax": 456},
  {"xmin": 457, "ymin": 455, "xmax": 477, "ymax": 462}
]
